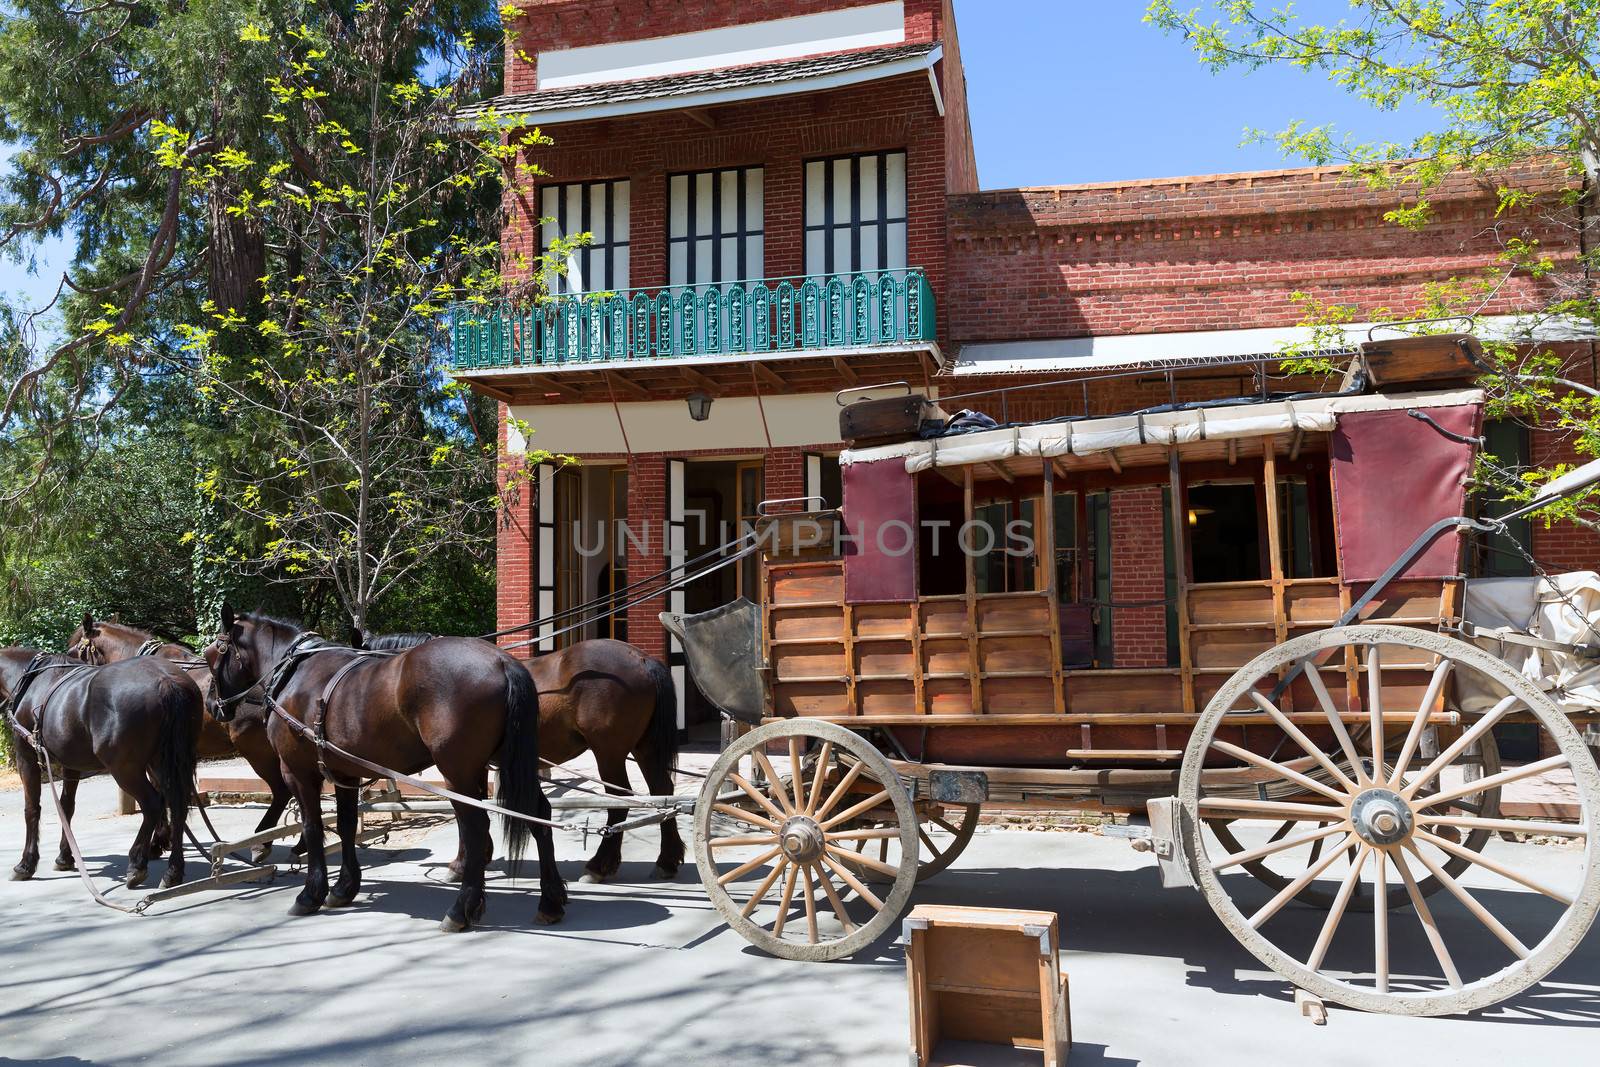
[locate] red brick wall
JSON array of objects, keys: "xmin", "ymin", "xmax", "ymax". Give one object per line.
[
  {"xmin": 946, "ymin": 161, "xmax": 1579, "ymax": 344},
  {"xmin": 495, "ymin": 404, "xmax": 536, "ymax": 657},
  {"xmin": 1109, "ymin": 485, "xmax": 1168, "ymax": 668},
  {"xmin": 937, "ymin": 0, "xmax": 978, "ymax": 193}
]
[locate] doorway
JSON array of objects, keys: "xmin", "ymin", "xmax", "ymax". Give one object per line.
[{"xmin": 681, "ymin": 458, "xmax": 764, "ymax": 724}]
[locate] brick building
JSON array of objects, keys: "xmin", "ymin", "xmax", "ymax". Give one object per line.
[{"xmin": 451, "ymin": 1, "xmax": 1593, "ymax": 729}]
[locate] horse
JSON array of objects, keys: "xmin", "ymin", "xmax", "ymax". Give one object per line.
[
  {"xmin": 67, "ymin": 614, "xmax": 302, "ymax": 864},
  {"xmin": 1, "ymin": 648, "xmax": 202, "ymax": 889},
  {"xmin": 204, "ymin": 606, "xmax": 566, "ymax": 930},
  {"xmin": 361, "ymin": 630, "xmax": 682, "ymax": 884}
]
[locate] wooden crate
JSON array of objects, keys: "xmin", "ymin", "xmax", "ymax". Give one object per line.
[{"xmin": 905, "ymin": 904, "xmax": 1071, "ymax": 1067}]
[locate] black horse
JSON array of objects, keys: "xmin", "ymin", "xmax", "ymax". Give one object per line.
[
  {"xmin": 2, "ymin": 649, "xmax": 202, "ymax": 888},
  {"xmin": 204, "ymin": 607, "xmax": 566, "ymax": 931}
]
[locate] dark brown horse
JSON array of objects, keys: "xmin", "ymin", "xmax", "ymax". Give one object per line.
[
  {"xmin": 363, "ymin": 632, "xmax": 682, "ymax": 883},
  {"xmin": 205, "ymin": 607, "xmax": 565, "ymax": 930},
  {"xmin": 2, "ymin": 649, "xmax": 201, "ymax": 888},
  {"xmin": 67, "ymin": 614, "xmax": 301, "ymax": 863}
]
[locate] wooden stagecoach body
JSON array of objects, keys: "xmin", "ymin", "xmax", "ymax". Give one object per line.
[{"xmin": 756, "ymin": 386, "xmax": 1486, "ymax": 806}]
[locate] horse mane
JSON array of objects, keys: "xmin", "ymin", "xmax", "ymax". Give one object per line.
[
  {"xmin": 240, "ymin": 612, "xmax": 307, "ymax": 635},
  {"xmin": 364, "ymin": 632, "xmax": 434, "ymax": 651}
]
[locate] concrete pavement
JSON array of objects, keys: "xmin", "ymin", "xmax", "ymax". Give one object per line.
[{"xmin": 0, "ymin": 771, "xmax": 1597, "ymax": 1066}]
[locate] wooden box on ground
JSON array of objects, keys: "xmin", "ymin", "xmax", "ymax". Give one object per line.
[{"xmin": 904, "ymin": 904, "xmax": 1070, "ymax": 1067}]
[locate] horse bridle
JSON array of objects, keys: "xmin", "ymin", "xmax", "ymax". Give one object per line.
[{"xmin": 204, "ymin": 629, "xmax": 327, "ymax": 723}]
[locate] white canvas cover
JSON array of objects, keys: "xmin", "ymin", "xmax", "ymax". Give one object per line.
[
  {"xmin": 1457, "ymin": 572, "xmax": 1600, "ymax": 715},
  {"xmin": 839, "ymin": 388, "xmax": 1485, "ymax": 471}
]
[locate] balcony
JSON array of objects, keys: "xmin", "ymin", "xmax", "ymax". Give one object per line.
[{"xmin": 447, "ymin": 269, "xmax": 935, "ymax": 373}]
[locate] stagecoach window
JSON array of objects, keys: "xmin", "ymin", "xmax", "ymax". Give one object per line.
[
  {"xmin": 1186, "ymin": 482, "xmax": 1264, "ymax": 584},
  {"xmin": 1472, "ymin": 420, "xmax": 1535, "ymax": 579},
  {"xmin": 1274, "ymin": 474, "xmax": 1337, "ymax": 578},
  {"xmin": 974, "ymin": 498, "xmax": 1037, "ymax": 595},
  {"xmin": 541, "ymin": 178, "xmax": 631, "ymax": 295}
]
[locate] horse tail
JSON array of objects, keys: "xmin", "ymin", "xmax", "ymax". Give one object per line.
[
  {"xmin": 645, "ymin": 655, "xmax": 680, "ymax": 773},
  {"xmin": 495, "ymin": 656, "xmax": 543, "ymax": 879},
  {"xmin": 153, "ymin": 673, "xmax": 200, "ymax": 843}
]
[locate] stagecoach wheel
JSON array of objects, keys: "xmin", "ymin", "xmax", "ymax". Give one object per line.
[
  {"xmin": 1206, "ymin": 735, "xmax": 1502, "ymax": 911},
  {"xmin": 1180, "ymin": 625, "xmax": 1600, "ymax": 1016},
  {"xmin": 693, "ymin": 718, "xmax": 918, "ymax": 962},
  {"xmin": 853, "ymin": 802, "xmax": 980, "ymax": 884}
]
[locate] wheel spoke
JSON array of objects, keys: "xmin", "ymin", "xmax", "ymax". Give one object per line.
[
  {"xmin": 1211, "ymin": 739, "xmax": 1351, "ymax": 803},
  {"xmin": 820, "ymin": 789, "xmax": 891, "ymax": 830},
  {"xmin": 826, "ymin": 842, "xmax": 900, "ymax": 879},
  {"xmin": 813, "ymin": 758, "xmax": 866, "ymax": 821},
  {"xmin": 1303, "ymin": 660, "xmax": 1368, "ymax": 785},
  {"xmin": 1373, "ymin": 846, "xmax": 1389, "ymax": 994},
  {"xmin": 713, "ymin": 802, "xmax": 781, "ymax": 833},
  {"xmin": 812, "ymin": 862, "xmax": 858, "ymax": 934},
  {"xmin": 800, "ymin": 864, "xmax": 819, "ymax": 944},
  {"xmin": 1214, "ymin": 821, "xmax": 1350, "ymax": 872},
  {"xmin": 787, "ymin": 737, "xmax": 807, "ymax": 812},
  {"xmin": 709, "ymin": 833, "xmax": 780, "ymax": 849},
  {"xmin": 1199, "ymin": 797, "xmax": 1348, "ymax": 822},
  {"xmin": 1367, "ymin": 645, "xmax": 1386, "ymax": 784},
  {"xmin": 751, "ymin": 752, "xmax": 794, "ymax": 816},
  {"xmin": 930, "ymin": 814, "xmax": 962, "ymax": 836},
  {"xmin": 1403, "ymin": 695, "xmax": 1519, "ymax": 799},
  {"xmin": 821, "ymin": 853, "xmax": 886, "ymax": 911},
  {"xmin": 740, "ymin": 858, "xmax": 788, "ymax": 918},
  {"xmin": 1394, "ymin": 848, "xmax": 1462, "ymax": 988},
  {"xmin": 1306, "ymin": 844, "xmax": 1370, "ymax": 971},
  {"xmin": 1417, "ymin": 814, "xmax": 1587, "ymax": 838},
  {"xmin": 804, "ymin": 740, "xmax": 833, "ymax": 815},
  {"xmin": 1414, "ymin": 828, "xmax": 1576, "ymax": 906},
  {"xmin": 827, "ymin": 827, "xmax": 902, "ymax": 841},
  {"xmin": 1414, "ymin": 754, "xmax": 1569, "ymax": 811},
  {"xmin": 1248, "ymin": 691, "xmax": 1359, "ymax": 792},
  {"xmin": 918, "ymin": 827, "xmax": 937, "ymax": 853},
  {"xmin": 1403, "ymin": 842, "xmax": 1531, "ymax": 959},
  {"xmin": 1247, "ymin": 832, "xmax": 1355, "ymax": 929},
  {"xmin": 1389, "ymin": 659, "xmax": 1453, "ymax": 787},
  {"xmin": 771, "ymin": 862, "xmax": 799, "ymax": 937},
  {"xmin": 727, "ymin": 772, "xmax": 788, "ymax": 824},
  {"xmin": 717, "ymin": 845, "xmax": 783, "ymax": 886}
]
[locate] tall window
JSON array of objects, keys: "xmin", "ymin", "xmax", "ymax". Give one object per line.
[
  {"xmin": 668, "ymin": 167, "xmax": 764, "ymax": 286},
  {"xmin": 804, "ymin": 150, "xmax": 908, "ymax": 276},
  {"xmin": 541, "ymin": 179, "xmax": 630, "ymax": 294}
]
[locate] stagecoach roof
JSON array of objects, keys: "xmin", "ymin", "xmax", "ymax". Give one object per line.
[{"xmin": 839, "ymin": 387, "xmax": 1484, "ymax": 472}]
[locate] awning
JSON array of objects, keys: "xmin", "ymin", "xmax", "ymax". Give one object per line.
[
  {"xmin": 947, "ymin": 314, "xmax": 1597, "ymax": 377},
  {"xmin": 840, "ymin": 387, "xmax": 1485, "ymax": 471},
  {"xmin": 456, "ymin": 42, "xmax": 943, "ymax": 129}
]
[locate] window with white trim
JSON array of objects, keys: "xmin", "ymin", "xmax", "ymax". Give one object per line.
[
  {"xmin": 804, "ymin": 150, "xmax": 907, "ymax": 276},
  {"xmin": 541, "ymin": 179, "xmax": 631, "ymax": 294},
  {"xmin": 668, "ymin": 167, "xmax": 764, "ymax": 287}
]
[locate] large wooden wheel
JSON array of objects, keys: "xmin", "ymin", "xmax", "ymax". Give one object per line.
[
  {"xmin": 693, "ymin": 719, "xmax": 918, "ymax": 961},
  {"xmin": 856, "ymin": 802, "xmax": 980, "ymax": 885},
  {"xmin": 1180, "ymin": 625, "xmax": 1600, "ymax": 1016}
]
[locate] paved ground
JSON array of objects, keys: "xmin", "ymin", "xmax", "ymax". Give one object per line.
[{"xmin": 1, "ymin": 764, "xmax": 1598, "ymax": 1067}]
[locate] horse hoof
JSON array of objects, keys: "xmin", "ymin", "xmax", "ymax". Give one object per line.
[
  {"xmin": 125, "ymin": 868, "xmax": 148, "ymax": 890},
  {"xmin": 10, "ymin": 865, "xmax": 34, "ymax": 882},
  {"xmin": 439, "ymin": 914, "xmax": 469, "ymax": 933},
  {"xmin": 54, "ymin": 856, "xmax": 76, "ymax": 872},
  {"xmin": 534, "ymin": 910, "xmax": 563, "ymax": 926},
  {"xmin": 445, "ymin": 867, "xmax": 464, "ymax": 884},
  {"xmin": 579, "ymin": 871, "xmax": 606, "ymax": 884},
  {"xmin": 650, "ymin": 865, "xmax": 679, "ymax": 881},
  {"xmin": 160, "ymin": 869, "xmax": 184, "ymax": 890},
  {"xmin": 251, "ymin": 845, "xmax": 273, "ymax": 865},
  {"xmin": 326, "ymin": 892, "xmax": 354, "ymax": 909},
  {"xmin": 287, "ymin": 899, "xmax": 321, "ymax": 917}
]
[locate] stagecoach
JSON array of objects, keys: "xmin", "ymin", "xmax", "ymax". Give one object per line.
[{"xmin": 665, "ymin": 332, "xmax": 1600, "ymax": 1016}]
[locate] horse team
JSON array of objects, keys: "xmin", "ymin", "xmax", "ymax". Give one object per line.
[{"xmin": 0, "ymin": 606, "xmax": 684, "ymax": 932}]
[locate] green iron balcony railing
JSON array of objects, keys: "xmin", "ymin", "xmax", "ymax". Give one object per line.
[{"xmin": 447, "ymin": 268, "xmax": 935, "ymax": 371}]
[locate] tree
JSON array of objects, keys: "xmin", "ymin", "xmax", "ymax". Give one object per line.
[{"xmin": 1148, "ymin": 0, "xmax": 1600, "ymax": 525}]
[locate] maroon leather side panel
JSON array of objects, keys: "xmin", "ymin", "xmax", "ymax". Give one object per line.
[
  {"xmin": 842, "ymin": 459, "xmax": 917, "ymax": 603},
  {"xmin": 1331, "ymin": 404, "xmax": 1481, "ymax": 583}
]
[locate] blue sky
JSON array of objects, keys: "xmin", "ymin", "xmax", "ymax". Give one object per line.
[
  {"xmin": 5, "ymin": 3, "xmax": 1439, "ymax": 315},
  {"xmin": 955, "ymin": 0, "xmax": 1436, "ymax": 188}
]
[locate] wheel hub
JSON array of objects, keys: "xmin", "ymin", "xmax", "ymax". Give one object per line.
[
  {"xmin": 779, "ymin": 815, "xmax": 826, "ymax": 863},
  {"xmin": 1349, "ymin": 787, "xmax": 1413, "ymax": 846}
]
